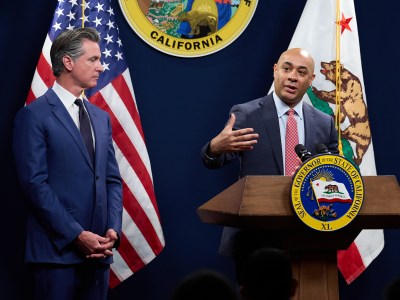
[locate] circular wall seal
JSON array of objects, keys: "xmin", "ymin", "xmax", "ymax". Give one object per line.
[
  {"xmin": 118, "ymin": 0, "xmax": 258, "ymax": 57},
  {"xmin": 291, "ymin": 154, "xmax": 364, "ymax": 232}
]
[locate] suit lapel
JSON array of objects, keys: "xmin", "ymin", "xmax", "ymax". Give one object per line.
[
  {"xmin": 260, "ymin": 95, "xmax": 284, "ymax": 174},
  {"xmin": 303, "ymin": 103, "xmax": 317, "ymax": 154},
  {"xmin": 46, "ymin": 90, "xmax": 94, "ymax": 170}
]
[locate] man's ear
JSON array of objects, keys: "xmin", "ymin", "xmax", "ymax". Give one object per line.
[{"xmin": 63, "ymin": 55, "xmax": 73, "ymax": 72}]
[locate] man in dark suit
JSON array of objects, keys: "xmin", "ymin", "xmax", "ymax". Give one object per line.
[
  {"xmin": 201, "ymin": 48, "xmax": 338, "ymax": 283},
  {"xmin": 13, "ymin": 28, "xmax": 122, "ymax": 300}
]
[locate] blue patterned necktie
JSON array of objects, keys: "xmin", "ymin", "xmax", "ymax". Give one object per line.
[{"xmin": 75, "ymin": 99, "xmax": 94, "ymax": 165}]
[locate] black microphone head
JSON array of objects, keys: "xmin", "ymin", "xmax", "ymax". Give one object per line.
[
  {"xmin": 294, "ymin": 144, "xmax": 306, "ymax": 156},
  {"xmin": 315, "ymin": 143, "xmax": 330, "ymax": 154},
  {"xmin": 294, "ymin": 144, "xmax": 312, "ymax": 162}
]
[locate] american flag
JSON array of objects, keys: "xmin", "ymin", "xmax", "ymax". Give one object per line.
[{"xmin": 27, "ymin": 0, "xmax": 165, "ymax": 287}]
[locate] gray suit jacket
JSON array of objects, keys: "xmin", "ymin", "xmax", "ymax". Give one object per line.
[{"xmin": 201, "ymin": 93, "xmax": 338, "ymax": 256}]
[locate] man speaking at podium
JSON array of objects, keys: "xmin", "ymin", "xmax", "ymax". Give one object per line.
[{"xmin": 201, "ymin": 48, "xmax": 338, "ymax": 283}]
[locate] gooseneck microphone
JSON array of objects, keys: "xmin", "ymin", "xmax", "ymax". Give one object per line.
[
  {"xmin": 294, "ymin": 144, "xmax": 312, "ymax": 162},
  {"xmin": 315, "ymin": 143, "xmax": 331, "ymax": 154}
]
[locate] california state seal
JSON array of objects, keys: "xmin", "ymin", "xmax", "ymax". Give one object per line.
[
  {"xmin": 291, "ymin": 154, "xmax": 364, "ymax": 232},
  {"xmin": 118, "ymin": 0, "xmax": 258, "ymax": 57}
]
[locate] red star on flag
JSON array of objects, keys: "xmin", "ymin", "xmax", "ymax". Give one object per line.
[{"xmin": 338, "ymin": 13, "xmax": 353, "ymax": 34}]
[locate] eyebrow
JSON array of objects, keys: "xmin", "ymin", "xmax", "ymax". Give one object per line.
[
  {"xmin": 282, "ymin": 61, "xmax": 308, "ymax": 71},
  {"xmin": 282, "ymin": 61, "xmax": 293, "ymax": 67}
]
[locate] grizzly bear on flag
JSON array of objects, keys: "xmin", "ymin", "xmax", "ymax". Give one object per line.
[{"xmin": 312, "ymin": 61, "xmax": 371, "ymax": 165}]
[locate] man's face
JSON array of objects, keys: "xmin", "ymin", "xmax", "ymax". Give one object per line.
[
  {"xmin": 70, "ymin": 39, "xmax": 103, "ymax": 90},
  {"xmin": 273, "ymin": 49, "xmax": 315, "ymax": 107}
]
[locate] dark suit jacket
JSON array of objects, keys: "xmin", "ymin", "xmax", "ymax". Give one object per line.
[
  {"xmin": 13, "ymin": 88, "xmax": 123, "ymax": 264},
  {"xmin": 201, "ymin": 93, "xmax": 339, "ymax": 256}
]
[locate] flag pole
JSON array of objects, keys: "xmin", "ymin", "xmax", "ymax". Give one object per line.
[
  {"xmin": 82, "ymin": 0, "xmax": 85, "ymax": 28},
  {"xmin": 81, "ymin": 0, "xmax": 86, "ymax": 99},
  {"xmin": 335, "ymin": 0, "xmax": 343, "ymax": 156}
]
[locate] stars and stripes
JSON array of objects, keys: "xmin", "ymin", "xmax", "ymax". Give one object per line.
[{"xmin": 26, "ymin": 0, "xmax": 165, "ymax": 287}]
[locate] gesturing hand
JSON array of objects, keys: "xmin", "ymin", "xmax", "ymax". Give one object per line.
[{"xmin": 209, "ymin": 113, "xmax": 259, "ymax": 156}]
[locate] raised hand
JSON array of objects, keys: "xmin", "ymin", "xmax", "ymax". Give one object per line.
[{"xmin": 208, "ymin": 113, "xmax": 259, "ymax": 156}]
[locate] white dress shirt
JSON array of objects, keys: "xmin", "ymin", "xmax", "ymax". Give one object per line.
[{"xmin": 52, "ymin": 82, "xmax": 95, "ymax": 147}]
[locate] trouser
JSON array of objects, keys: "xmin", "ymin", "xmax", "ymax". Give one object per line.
[{"xmin": 30, "ymin": 261, "xmax": 110, "ymax": 300}]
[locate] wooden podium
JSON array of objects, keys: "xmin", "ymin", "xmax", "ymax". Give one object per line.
[{"xmin": 197, "ymin": 175, "xmax": 400, "ymax": 300}]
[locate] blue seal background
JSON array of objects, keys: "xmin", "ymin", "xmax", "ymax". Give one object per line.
[{"xmin": 300, "ymin": 164, "xmax": 355, "ymax": 222}]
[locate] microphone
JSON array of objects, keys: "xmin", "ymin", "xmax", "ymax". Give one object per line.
[
  {"xmin": 294, "ymin": 144, "xmax": 312, "ymax": 162},
  {"xmin": 315, "ymin": 143, "xmax": 331, "ymax": 154}
]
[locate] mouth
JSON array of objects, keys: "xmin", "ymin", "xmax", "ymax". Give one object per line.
[
  {"xmin": 284, "ymin": 84, "xmax": 297, "ymax": 94},
  {"xmin": 321, "ymin": 69, "xmax": 327, "ymax": 74}
]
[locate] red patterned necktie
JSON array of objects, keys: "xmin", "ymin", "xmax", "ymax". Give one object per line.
[{"xmin": 285, "ymin": 108, "xmax": 299, "ymax": 176}]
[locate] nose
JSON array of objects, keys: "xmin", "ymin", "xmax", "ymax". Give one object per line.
[
  {"xmin": 97, "ymin": 61, "xmax": 104, "ymax": 73},
  {"xmin": 288, "ymin": 70, "xmax": 298, "ymax": 81}
]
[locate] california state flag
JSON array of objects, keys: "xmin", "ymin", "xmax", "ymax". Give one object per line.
[
  {"xmin": 286, "ymin": 0, "xmax": 384, "ymax": 284},
  {"xmin": 312, "ymin": 180, "xmax": 352, "ymax": 204}
]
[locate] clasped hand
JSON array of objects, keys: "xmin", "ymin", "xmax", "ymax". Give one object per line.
[
  {"xmin": 74, "ymin": 229, "xmax": 118, "ymax": 259},
  {"xmin": 209, "ymin": 113, "xmax": 259, "ymax": 155}
]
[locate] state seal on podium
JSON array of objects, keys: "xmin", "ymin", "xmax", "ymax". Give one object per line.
[{"xmin": 291, "ymin": 154, "xmax": 364, "ymax": 231}]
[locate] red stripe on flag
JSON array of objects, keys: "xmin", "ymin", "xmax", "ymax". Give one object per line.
[
  {"xmin": 337, "ymin": 242, "xmax": 366, "ymax": 284},
  {"xmin": 317, "ymin": 198, "xmax": 352, "ymax": 203},
  {"xmin": 109, "ymin": 271, "xmax": 121, "ymax": 289},
  {"xmin": 90, "ymin": 92, "xmax": 161, "ymax": 217},
  {"xmin": 36, "ymin": 52, "xmax": 56, "ymax": 88},
  {"xmin": 26, "ymin": 88, "xmax": 36, "ymax": 105},
  {"xmin": 117, "ymin": 232, "xmax": 146, "ymax": 272},
  {"xmin": 111, "ymin": 74, "xmax": 145, "ymax": 140},
  {"xmin": 109, "ymin": 231, "xmax": 147, "ymax": 287},
  {"xmin": 122, "ymin": 181, "xmax": 164, "ymax": 252}
]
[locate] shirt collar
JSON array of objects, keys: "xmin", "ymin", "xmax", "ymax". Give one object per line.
[
  {"xmin": 272, "ymin": 92, "xmax": 304, "ymax": 119},
  {"xmin": 52, "ymin": 81, "xmax": 83, "ymax": 109}
]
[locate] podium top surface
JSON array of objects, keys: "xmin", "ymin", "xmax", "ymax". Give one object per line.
[{"xmin": 197, "ymin": 175, "xmax": 400, "ymax": 231}]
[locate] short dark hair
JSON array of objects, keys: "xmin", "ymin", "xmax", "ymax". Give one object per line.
[
  {"xmin": 242, "ymin": 248, "xmax": 294, "ymax": 300},
  {"xmin": 171, "ymin": 269, "xmax": 239, "ymax": 300},
  {"xmin": 50, "ymin": 27, "xmax": 100, "ymax": 77},
  {"xmin": 385, "ymin": 277, "xmax": 400, "ymax": 300}
]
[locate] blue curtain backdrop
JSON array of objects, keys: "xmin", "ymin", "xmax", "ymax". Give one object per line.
[{"xmin": 1, "ymin": 1, "xmax": 399, "ymax": 299}]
